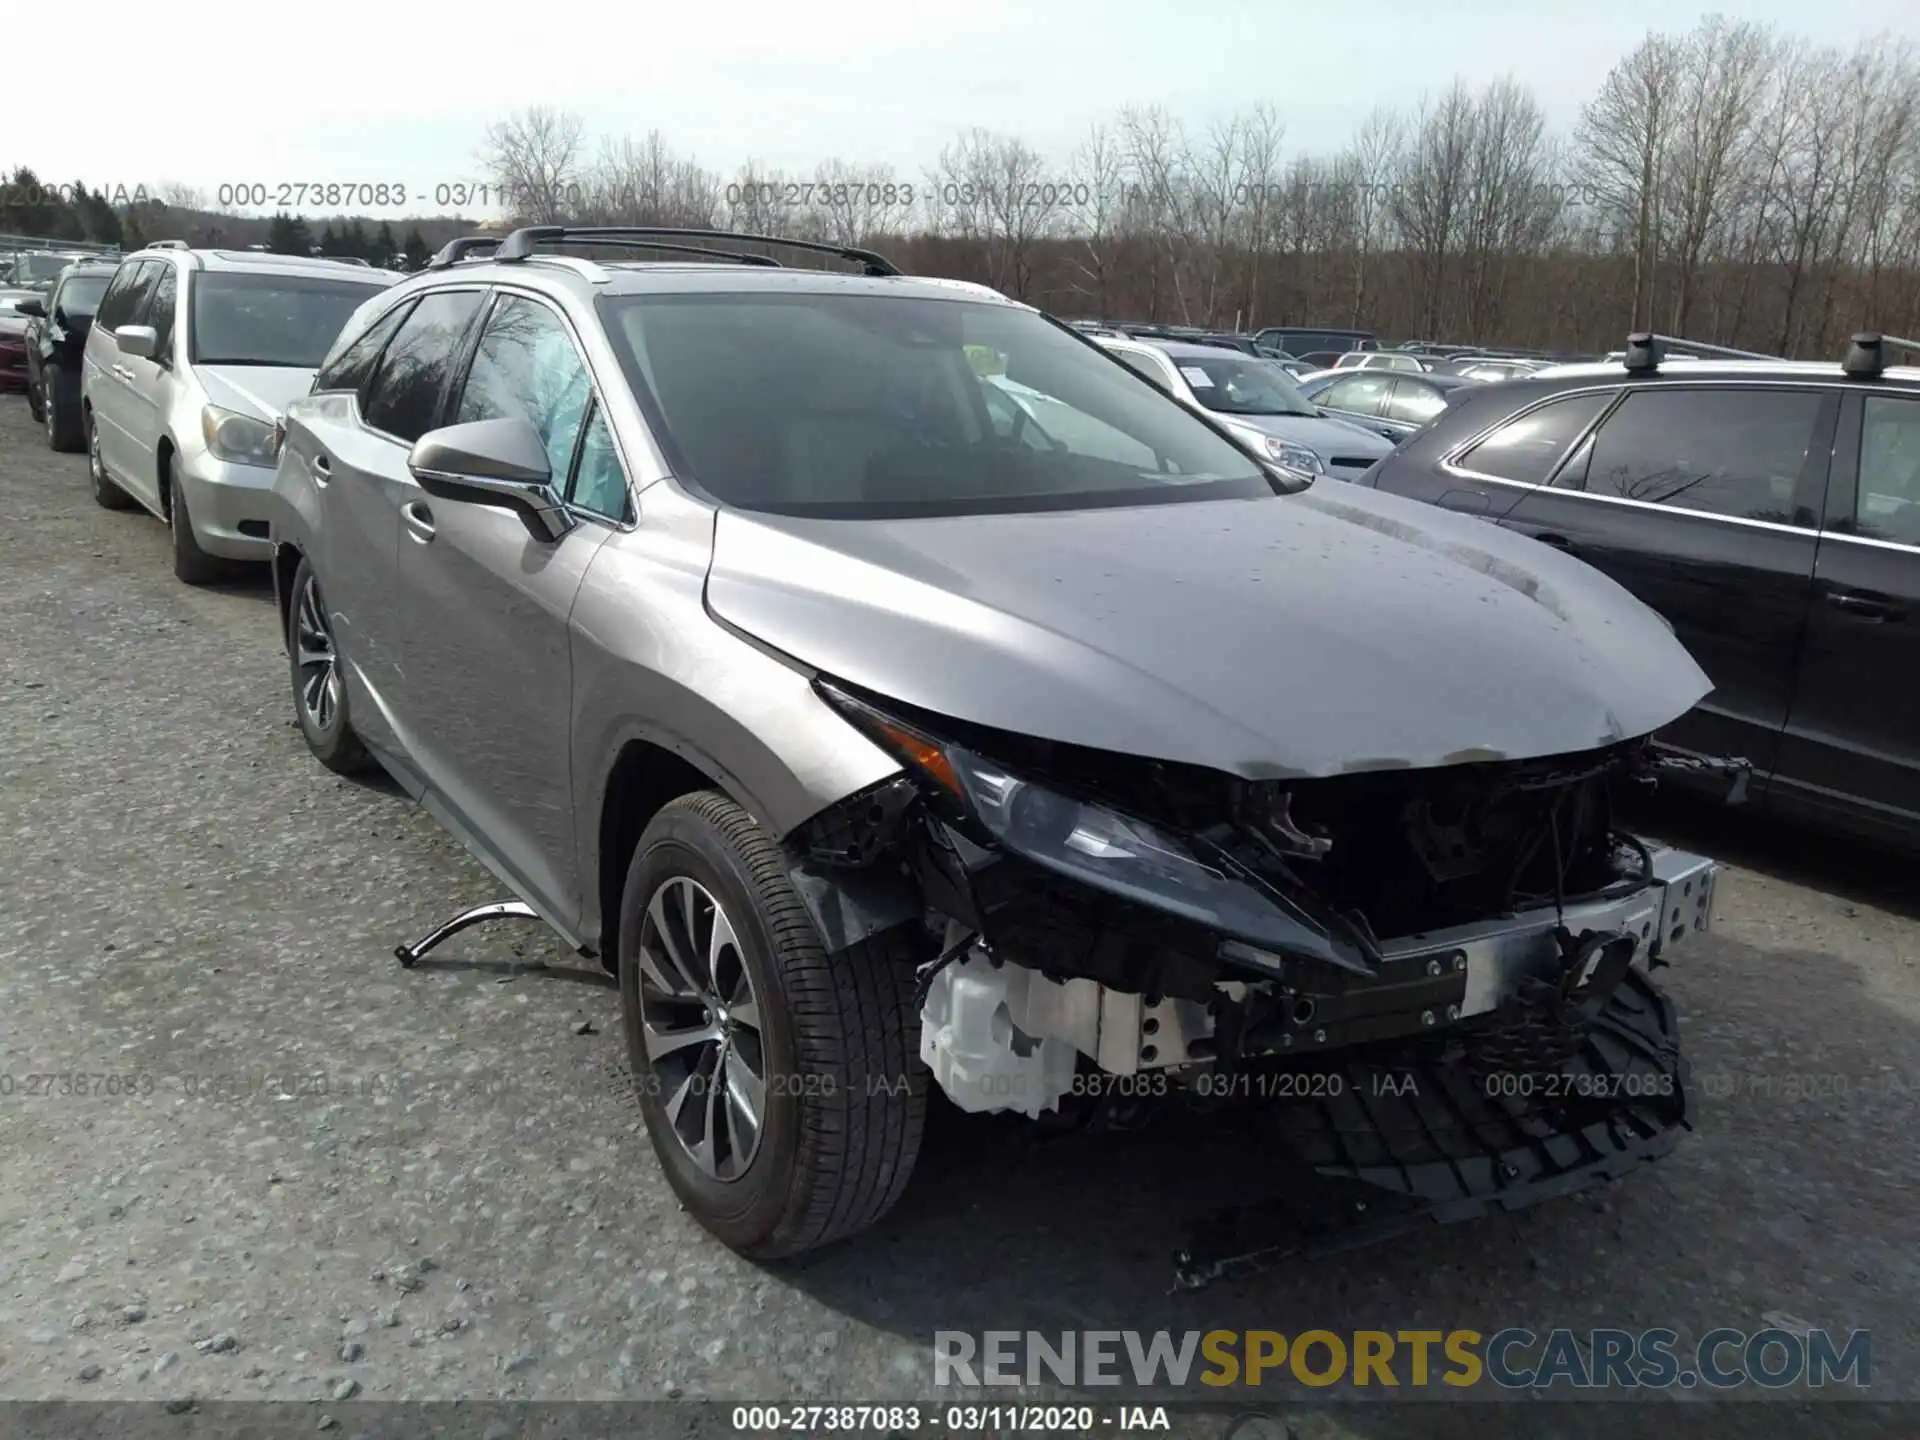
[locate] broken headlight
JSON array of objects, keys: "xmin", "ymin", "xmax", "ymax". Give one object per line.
[{"xmin": 820, "ymin": 683, "xmax": 1317, "ymax": 952}]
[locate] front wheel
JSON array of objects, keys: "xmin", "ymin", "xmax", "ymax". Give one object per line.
[
  {"xmin": 287, "ymin": 554, "xmax": 370, "ymax": 774},
  {"xmin": 619, "ymin": 792, "xmax": 926, "ymax": 1258},
  {"xmin": 167, "ymin": 465, "xmax": 226, "ymax": 586}
]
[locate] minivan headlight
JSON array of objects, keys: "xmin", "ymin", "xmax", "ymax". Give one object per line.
[
  {"xmin": 201, "ymin": 405, "xmax": 278, "ymax": 467},
  {"xmin": 1261, "ymin": 436, "xmax": 1324, "ymax": 478}
]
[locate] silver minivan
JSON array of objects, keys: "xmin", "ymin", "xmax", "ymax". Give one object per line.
[{"xmin": 80, "ymin": 244, "xmax": 397, "ymax": 582}]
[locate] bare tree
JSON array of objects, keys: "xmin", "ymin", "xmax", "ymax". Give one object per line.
[
  {"xmin": 1663, "ymin": 17, "xmax": 1772, "ymax": 331},
  {"xmin": 1578, "ymin": 33, "xmax": 1683, "ymax": 328},
  {"xmin": 479, "ymin": 106, "xmax": 586, "ymax": 224}
]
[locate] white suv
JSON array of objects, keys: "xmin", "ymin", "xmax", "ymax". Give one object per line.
[{"xmin": 80, "ymin": 245, "xmax": 399, "ymax": 582}]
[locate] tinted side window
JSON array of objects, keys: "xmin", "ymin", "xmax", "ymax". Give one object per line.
[
  {"xmin": 1854, "ymin": 395, "xmax": 1920, "ymax": 547},
  {"xmin": 361, "ymin": 290, "xmax": 484, "ymax": 443},
  {"xmin": 1384, "ymin": 380, "xmax": 1447, "ymax": 424},
  {"xmin": 1323, "ymin": 374, "xmax": 1392, "ymax": 415},
  {"xmin": 1558, "ymin": 387, "xmax": 1824, "ymax": 525},
  {"xmin": 1456, "ymin": 391, "xmax": 1612, "ymax": 485},
  {"xmin": 96, "ymin": 261, "xmax": 152, "ymax": 331},
  {"xmin": 313, "ymin": 299, "xmax": 415, "ymax": 397},
  {"xmin": 145, "ymin": 266, "xmax": 179, "ymax": 359},
  {"xmin": 454, "ymin": 295, "xmax": 592, "ymax": 481}
]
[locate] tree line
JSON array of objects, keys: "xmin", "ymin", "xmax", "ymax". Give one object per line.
[
  {"xmin": 0, "ymin": 170, "xmax": 437, "ymax": 268},
  {"xmin": 474, "ymin": 15, "xmax": 1920, "ymax": 357},
  {"xmin": 10, "ymin": 15, "xmax": 1919, "ymax": 355}
]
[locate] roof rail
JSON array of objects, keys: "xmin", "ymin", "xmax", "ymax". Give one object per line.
[
  {"xmin": 492, "ymin": 226, "xmax": 901, "ymax": 276},
  {"xmin": 1841, "ymin": 331, "xmax": 1920, "ymax": 379},
  {"xmin": 515, "ymin": 235, "xmax": 783, "ymax": 268},
  {"xmin": 143, "ymin": 239, "xmax": 191, "ymax": 250},
  {"xmin": 1623, "ymin": 331, "xmax": 1780, "ymax": 374},
  {"xmin": 426, "ymin": 235, "xmax": 503, "ymax": 270}
]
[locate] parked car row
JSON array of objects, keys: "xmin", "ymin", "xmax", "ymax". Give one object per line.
[
  {"xmin": 14, "ymin": 246, "xmax": 401, "ymax": 580},
  {"xmin": 1364, "ymin": 333, "xmax": 1920, "ymax": 848},
  {"xmin": 8, "ymin": 229, "xmax": 1743, "ymax": 1275}
]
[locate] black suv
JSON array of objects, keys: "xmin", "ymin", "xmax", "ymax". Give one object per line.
[
  {"xmin": 18, "ymin": 259, "xmax": 117, "ymax": 451},
  {"xmin": 1363, "ymin": 335, "xmax": 1920, "ymax": 849}
]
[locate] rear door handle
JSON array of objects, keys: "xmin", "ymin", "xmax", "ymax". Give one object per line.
[
  {"xmin": 402, "ymin": 500, "xmax": 435, "ymax": 542},
  {"xmin": 1826, "ymin": 590, "xmax": 1900, "ymax": 621}
]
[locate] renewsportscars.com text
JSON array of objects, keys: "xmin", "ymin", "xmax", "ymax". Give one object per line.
[{"xmin": 934, "ymin": 1327, "xmax": 1870, "ymax": 1390}]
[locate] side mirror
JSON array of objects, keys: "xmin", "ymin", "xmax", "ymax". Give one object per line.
[
  {"xmin": 114, "ymin": 324, "xmax": 158, "ymax": 359},
  {"xmin": 407, "ymin": 417, "xmax": 574, "ymax": 544},
  {"xmin": 14, "ymin": 296, "xmax": 45, "ymax": 319}
]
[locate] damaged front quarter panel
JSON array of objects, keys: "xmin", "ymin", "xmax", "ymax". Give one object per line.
[{"xmin": 780, "ymin": 698, "xmax": 1735, "ymax": 1285}]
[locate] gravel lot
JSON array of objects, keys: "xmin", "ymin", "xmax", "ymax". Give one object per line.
[{"xmin": 0, "ymin": 398, "xmax": 1915, "ymax": 1436}]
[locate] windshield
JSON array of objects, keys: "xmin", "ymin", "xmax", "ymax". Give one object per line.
[
  {"xmin": 190, "ymin": 271, "xmax": 390, "ymax": 367},
  {"xmin": 17, "ymin": 254, "xmax": 77, "ymax": 284},
  {"xmin": 1173, "ymin": 355, "xmax": 1320, "ymax": 417},
  {"xmin": 55, "ymin": 275, "xmax": 110, "ymax": 317},
  {"xmin": 598, "ymin": 292, "xmax": 1271, "ymax": 518}
]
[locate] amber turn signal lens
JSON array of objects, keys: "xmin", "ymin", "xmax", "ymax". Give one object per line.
[{"xmin": 873, "ymin": 718, "xmax": 963, "ymax": 796}]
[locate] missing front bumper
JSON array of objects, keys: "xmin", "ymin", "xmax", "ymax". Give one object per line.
[{"xmin": 1174, "ymin": 965, "xmax": 1690, "ymax": 1289}]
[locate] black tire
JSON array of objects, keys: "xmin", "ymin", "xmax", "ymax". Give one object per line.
[
  {"xmin": 166, "ymin": 464, "xmax": 226, "ymax": 586},
  {"xmin": 26, "ymin": 376, "xmax": 44, "ymax": 423},
  {"xmin": 86, "ymin": 409, "xmax": 134, "ymax": 510},
  {"xmin": 287, "ymin": 554, "xmax": 371, "ymax": 774},
  {"xmin": 44, "ymin": 372, "xmax": 81, "ymax": 452},
  {"xmin": 619, "ymin": 792, "xmax": 926, "ymax": 1258}
]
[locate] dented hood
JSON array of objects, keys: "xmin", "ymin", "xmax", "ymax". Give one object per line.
[{"xmin": 704, "ymin": 485, "xmax": 1711, "ymax": 779}]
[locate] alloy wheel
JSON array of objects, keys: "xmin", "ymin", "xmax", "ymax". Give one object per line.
[
  {"xmin": 636, "ymin": 875, "xmax": 768, "ymax": 1181},
  {"xmin": 293, "ymin": 576, "xmax": 343, "ymax": 734},
  {"xmin": 88, "ymin": 421, "xmax": 103, "ymax": 481}
]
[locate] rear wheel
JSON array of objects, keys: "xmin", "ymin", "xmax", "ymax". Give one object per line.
[
  {"xmin": 619, "ymin": 792, "xmax": 926, "ymax": 1258},
  {"xmin": 86, "ymin": 410, "xmax": 134, "ymax": 510},
  {"xmin": 288, "ymin": 554, "xmax": 370, "ymax": 774}
]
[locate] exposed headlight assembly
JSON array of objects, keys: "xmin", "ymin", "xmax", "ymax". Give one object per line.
[
  {"xmin": 201, "ymin": 405, "xmax": 278, "ymax": 467},
  {"xmin": 818, "ymin": 684, "xmax": 1358, "ymax": 969}
]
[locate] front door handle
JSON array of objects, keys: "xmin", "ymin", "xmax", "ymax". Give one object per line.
[
  {"xmin": 310, "ymin": 453, "xmax": 331, "ymax": 482},
  {"xmin": 1826, "ymin": 590, "xmax": 1900, "ymax": 621},
  {"xmin": 402, "ymin": 500, "xmax": 436, "ymax": 543}
]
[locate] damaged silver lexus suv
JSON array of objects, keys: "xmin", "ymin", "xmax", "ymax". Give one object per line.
[{"xmin": 267, "ymin": 227, "xmax": 1730, "ymax": 1278}]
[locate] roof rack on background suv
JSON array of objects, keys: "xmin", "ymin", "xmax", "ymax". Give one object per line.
[
  {"xmin": 429, "ymin": 225, "xmax": 902, "ymax": 276},
  {"xmin": 1621, "ymin": 332, "xmax": 1780, "ymax": 373},
  {"xmin": 142, "ymin": 239, "xmax": 191, "ymax": 250},
  {"xmin": 1841, "ymin": 331, "xmax": 1920, "ymax": 379}
]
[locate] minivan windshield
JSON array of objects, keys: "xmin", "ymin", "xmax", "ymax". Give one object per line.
[
  {"xmin": 190, "ymin": 271, "xmax": 391, "ymax": 368},
  {"xmin": 54, "ymin": 274, "xmax": 111, "ymax": 317},
  {"xmin": 599, "ymin": 292, "xmax": 1272, "ymax": 518},
  {"xmin": 1171, "ymin": 354, "xmax": 1320, "ymax": 417}
]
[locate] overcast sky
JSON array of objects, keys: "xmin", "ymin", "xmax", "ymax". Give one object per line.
[{"xmin": 13, "ymin": 0, "xmax": 1917, "ymax": 218}]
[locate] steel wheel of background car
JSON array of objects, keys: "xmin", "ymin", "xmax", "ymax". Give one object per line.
[
  {"xmin": 619, "ymin": 791, "xmax": 926, "ymax": 1258},
  {"xmin": 85, "ymin": 411, "xmax": 133, "ymax": 510},
  {"xmin": 637, "ymin": 875, "xmax": 769, "ymax": 1181},
  {"xmin": 166, "ymin": 459, "xmax": 225, "ymax": 586},
  {"xmin": 287, "ymin": 554, "xmax": 370, "ymax": 774}
]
